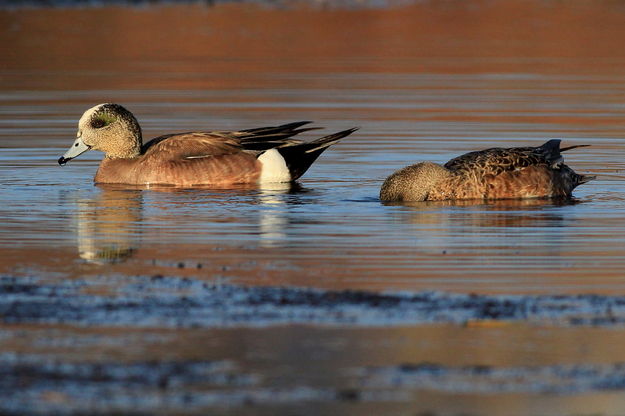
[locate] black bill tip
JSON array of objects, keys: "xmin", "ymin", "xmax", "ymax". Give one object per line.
[{"xmin": 58, "ymin": 156, "xmax": 68, "ymax": 166}]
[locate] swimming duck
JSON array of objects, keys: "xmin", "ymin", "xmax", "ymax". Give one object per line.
[
  {"xmin": 59, "ymin": 103, "xmax": 357, "ymax": 186},
  {"xmin": 380, "ymin": 140, "xmax": 594, "ymax": 201}
]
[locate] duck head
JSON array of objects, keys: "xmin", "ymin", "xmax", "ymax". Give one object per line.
[
  {"xmin": 58, "ymin": 103, "xmax": 143, "ymax": 165},
  {"xmin": 380, "ymin": 161, "xmax": 452, "ymax": 202}
]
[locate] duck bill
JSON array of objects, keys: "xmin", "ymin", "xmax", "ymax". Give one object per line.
[{"xmin": 58, "ymin": 136, "xmax": 90, "ymax": 165}]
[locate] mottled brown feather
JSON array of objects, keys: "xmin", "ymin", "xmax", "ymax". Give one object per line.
[
  {"xmin": 426, "ymin": 165, "xmax": 572, "ymax": 200},
  {"xmin": 444, "ymin": 146, "xmax": 548, "ymax": 176}
]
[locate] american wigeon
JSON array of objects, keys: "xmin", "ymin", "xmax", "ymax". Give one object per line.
[
  {"xmin": 380, "ymin": 140, "xmax": 595, "ymax": 202},
  {"xmin": 59, "ymin": 103, "xmax": 357, "ymax": 186}
]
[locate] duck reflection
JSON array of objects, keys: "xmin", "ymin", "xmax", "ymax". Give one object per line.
[
  {"xmin": 256, "ymin": 182, "xmax": 302, "ymax": 248},
  {"xmin": 382, "ymin": 197, "xmax": 579, "ymax": 259},
  {"xmin": 75, "ymin": 186, "xmax": 143, "ymax": 264},
  {"xmin": 385, "ymin": 197, "xmax": 575, "ymax": 228},
  {"xmin": 73, "ymin": 182, "xmax": 302, "ymax": 263}
]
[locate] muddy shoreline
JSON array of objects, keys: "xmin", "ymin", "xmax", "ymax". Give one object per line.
[{"xmin": 2, "ymin": 275, "xmax": 625, "ymax": 328}]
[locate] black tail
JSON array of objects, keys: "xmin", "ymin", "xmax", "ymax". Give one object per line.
[
  {"xmin": 561, "ymin": 144, "xmax": 591, "ymax": 152},
  {"xmin": 549, "ymin": 140, "xmax": 595, "ymax": 189},
  {"xmin": 538, "ymin": 139, "xmax": 591, "ymax": 167},
  {"xmin": 577, "ymin": 174, "xmax": 596, "ymax": 185},
  {"xmin": 277, "ymin": 127, "xmax": 358, "ymax": 180},
  {"xmin": 241, "ymin": 121, "xmax": 312, "ymax": 135},
  {"xmin": 537, "ymin": 139, "xmax": 563, "ymax": 165}
]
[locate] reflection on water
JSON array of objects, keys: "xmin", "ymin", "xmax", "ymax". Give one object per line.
[
  {"xmin": 257, "ymin": 182, "xmax": 298, "ymax": 248},
  {"xmin": 75, "ymin": 188, "xmax": 143, "ymax": 264},
  {"xmin": 72, "ymin": 182, "xmax": 302, "ymax": 263},
  {"xmin": 390, "ymin": 197, "xmax": 572, "ymax": 228}
]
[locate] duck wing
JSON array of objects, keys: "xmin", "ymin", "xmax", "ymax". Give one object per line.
[
  {"xmin": 444, "ymin": 139, "xmax": 567, "ymax": 176},
  {"xmin": 141, "ymin": 121, "xmax": 318, "ymax": 159},
  {"xmin": 142, "ymin": 132, "xmax": 248, "ymax": 161}
]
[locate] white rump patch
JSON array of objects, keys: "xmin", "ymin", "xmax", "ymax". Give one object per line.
[{"xmin": 258, "ymin": 149, "xmax": 291, "ymax": 183}]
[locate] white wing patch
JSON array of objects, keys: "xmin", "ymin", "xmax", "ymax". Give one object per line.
[{"xmin": 258, "ymin": 149, "xmax": 291, "ymax": 183}]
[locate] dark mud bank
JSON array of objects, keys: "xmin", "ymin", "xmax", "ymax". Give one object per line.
[
  {"xmin": 4, "ymin": 354, "xmax": 625, "ymax": 415},
  {"xmin": 1, "ymin": 275, "xmax": 624, "ymax": 328}
]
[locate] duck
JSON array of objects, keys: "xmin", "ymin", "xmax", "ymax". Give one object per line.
[
  {"xmin": 379, "ymin": 140, "xmax": 595, "ymax": 202},
  {"xmin": 58, "ymin": 103, "xmax": 357, "ymax": 186}
]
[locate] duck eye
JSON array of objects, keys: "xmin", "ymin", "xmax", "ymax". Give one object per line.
[{"xmin": 91, "ymin": 118, "xmax": 108, "ymax": 129}]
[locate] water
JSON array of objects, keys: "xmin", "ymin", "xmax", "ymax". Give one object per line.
[{"xmin": 2, "ymin": 1, "xmax": 625, "ymax": 414}]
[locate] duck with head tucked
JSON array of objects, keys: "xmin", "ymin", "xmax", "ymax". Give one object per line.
[
  {"xmin": 380, "ymin": 140, "xmax": 595, "ymax": 202},
  {"xmin": 59, "ymin": 103, "xmax": 357, "ymax": 186}
]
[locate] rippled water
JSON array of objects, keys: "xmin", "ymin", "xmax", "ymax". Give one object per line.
[{"xmin": 2, "ymin": 1, "xmax": 625, "ymax": 415}]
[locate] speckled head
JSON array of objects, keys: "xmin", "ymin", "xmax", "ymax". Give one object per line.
[
  {"xmin": 380, "ymin": 161, "xmax": 452, "ymax": 202},
  {"xmin": 58, "ymin": 103, "xmax": 143, "ymax": 165}
]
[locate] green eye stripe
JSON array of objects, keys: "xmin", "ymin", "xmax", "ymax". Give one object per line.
[{"xmin": 91, "ymin": 113, "xmax": 116, "ymax": 128}]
